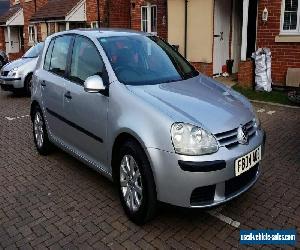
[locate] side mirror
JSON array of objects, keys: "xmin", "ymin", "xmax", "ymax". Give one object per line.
[{"xmin": 84, "ymin": 75, "xmax": 106, "ymax": 93}]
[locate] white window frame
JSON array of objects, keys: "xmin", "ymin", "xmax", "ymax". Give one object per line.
[
  {"xmin": 91, "ymin": 21, "xmax": 99, "ymax": 28},
  {"xmin": 28, "ymin": 25, "xmax": 37, "ymax": 44},
  {"xmin": 141, "ymin": 4, "xmax": 157, "ymax": 35},
  {"xmin": 280, "ymin": 0, "xmax": 300, "ymax": 35}
]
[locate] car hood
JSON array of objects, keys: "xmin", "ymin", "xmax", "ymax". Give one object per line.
[
  {"xmin": 126, "ymin": 75, "xmax": 254, "ymax": 134},
  {"xmin": 3, "ymin": 57, "xmax": 36, "ymax": 71}
]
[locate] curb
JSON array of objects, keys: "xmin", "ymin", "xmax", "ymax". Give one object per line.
[{"xmin": 250, "ymin": 99, "xmax": 300, "ymax": 109}]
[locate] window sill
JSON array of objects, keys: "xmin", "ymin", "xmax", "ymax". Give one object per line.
[{"xmin": 275, "ymin": 35, "xmax": 300, "ymax": 43}]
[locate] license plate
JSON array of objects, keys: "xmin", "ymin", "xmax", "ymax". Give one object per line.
[{"xmin": 235, "ymin": 146, "xmax": 261, "ymax": 176}]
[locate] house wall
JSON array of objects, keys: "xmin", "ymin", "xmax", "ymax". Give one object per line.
[
  {"xmin": 86, "ymin": 0, "xmax": 108, "ymax": 27},
  {"xmin": 256, "ymin": 0, "xmax": 300, "ymax": 85},
  {"xmin": 167, "ymin": 0, "xmax": 214, "ymax": 76},
  {"xmin": 108, "ymin": 0, "xmax": 130, "ymax": 28}
]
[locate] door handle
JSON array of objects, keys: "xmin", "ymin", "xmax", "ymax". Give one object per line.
[
  {"xmin": 41, "ymin": 80, "xmax": 46, "ymax": 87},
  {"xmin": 64, "ymin": 91, "xmax": 72, "ymax": 100}
]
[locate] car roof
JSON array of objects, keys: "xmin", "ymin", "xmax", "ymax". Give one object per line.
[{"xmin": 50, "ymin": 28, "xmax": 151, "ymax": 39}]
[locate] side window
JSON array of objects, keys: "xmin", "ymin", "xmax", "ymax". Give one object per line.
[
  {"xmin": 49, "ymin": 36, "xmax": 72, "ymax": 76},
  {"xmin": 43, "ymin": 39, "xmax": 55, "ymax": 71},
  {"xmin": 69, "ymin": 36, "xmax": 104, "ymax": 84}
]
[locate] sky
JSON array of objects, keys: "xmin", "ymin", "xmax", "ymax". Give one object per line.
[{"xmin": 0, "ymin": 0, "xmax": 9, "ymax": 16}]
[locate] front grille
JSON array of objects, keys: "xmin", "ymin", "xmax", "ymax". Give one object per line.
[
  {"xmin": 214, "ymin": 120, "xmax": 256, "ymax": 149},
  {"xmin": 225, "ymin": 164, "xmax": 259, "ymax": 197},
  {"xmin": 190, "ymin": 184, "xmax": 216, "ymax": 205},
  {"xmin": 1, "ymin": 71, "xmax": 9, "ymax": 76}
]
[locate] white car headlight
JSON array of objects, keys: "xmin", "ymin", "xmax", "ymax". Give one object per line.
[
  {"xmin": 8, "ymin": 67, "xmax": 18, "ymax": 77},
  {"xmin": 171, "ymin": 123, "xmax": 219, "ymax": 156}
]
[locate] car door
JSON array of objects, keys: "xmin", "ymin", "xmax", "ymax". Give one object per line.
[
  {"xmin": 39, "ymin": 35, "xmax": 73, "ymax": 141},
  {"xmin": 62, "ymin": 35, "xmax": 109, "ymax": 168}
]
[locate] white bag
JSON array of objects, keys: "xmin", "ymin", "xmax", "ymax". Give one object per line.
[{"xmin": 252, "ymin": 48, "xmax": 272, "ymax": 92}]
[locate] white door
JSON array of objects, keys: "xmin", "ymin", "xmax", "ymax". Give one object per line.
[
  {"xmin": 213, "ymin": 0, "xmax": 231, "ymax": 75},
  {"xmin": 4, "ymin": 27, "xmax": 20, "ymax": 53}
]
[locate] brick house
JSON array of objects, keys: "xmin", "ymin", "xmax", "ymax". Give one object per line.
[
  {"xmin": 167, "ymin": 0, "xmax": 300, "ymax": 86},
  {"xmin": 0, "ymin": 0, "xmax": 48, "ymax": 60},
  {"xmin": 256, "ymin": 0, "xmax": 300, "ymax": 86}
]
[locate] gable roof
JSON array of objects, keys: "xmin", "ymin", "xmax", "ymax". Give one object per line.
[
  {"xmin": 30, "ymin": 0, "xmax": 82, "ymax": 21},
  {"xmin": 0, "ymin": 4, "xmax": 21, "ymax": 25}
]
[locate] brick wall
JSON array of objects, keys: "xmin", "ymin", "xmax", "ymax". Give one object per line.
[
  {"xmin": 86, "ymin": 0, "xmax": 108, "ymax": 27},
  {"xmin": 192, "ymin": 62, "xmax": 213, "ymax": 76},
  {"xmin": 0, "ymin": 27, "xmax": 5, "ymax": 51},
  {"xmin": 130, "ymin": 0, "xmax": 167, "ymax": 40},
  {"xmin": 108, "ymin": 0, "xmax": 130, "ymax": 28},
  {"xmin": 256, "ymin": 0, "xmax": 300, "ymax": 85},
  {"xmin": 237, "ymin": 59, "xmax": 254, "ymax": 88}
]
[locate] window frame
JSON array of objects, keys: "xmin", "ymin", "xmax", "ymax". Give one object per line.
[
  {"xmin": 280, "ymin": 0, "xmax": 300, "ymax": 35},
  {"xmin": 91, "ymin": 21, "xmax": 99, "ymax": 28},
  {"xmin": 141, "ymin": 4, "xmax": 157, "ymax": 35},
  {"xmin": 28, "ymin": 25, "xmax": 37, "ymax": 44},
  {"xmin": 43, "ymin": 34, "xmax": 74, "ymax": 79},
  {"xmin": 67, "ymin": 35, "xmax": 109, "ymax": 86}
]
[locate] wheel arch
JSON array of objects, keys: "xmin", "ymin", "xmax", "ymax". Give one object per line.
[
  {"xmin": 24, "ymin": 72, "xmax": 33, "ymax": 84},
  {"xmin": 30, "ymin": 100, "xmax": 40, "ymax": 121},
  {"xmin": 111, "ymin": 131, "xmax": 156, "ymax": 185}
]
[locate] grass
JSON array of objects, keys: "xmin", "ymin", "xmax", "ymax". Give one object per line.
[{"xmin": 232, "ymin": 85, "xmax": 300, "ymax": 107}]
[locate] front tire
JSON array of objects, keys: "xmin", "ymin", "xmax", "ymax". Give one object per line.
[
  {"xmin": 32, "ymin": 106, "xmax": 52, "ymax": 155},
  {"xmin": 117, "ymin": 140, "xmax": 157, "ymax": 225}
]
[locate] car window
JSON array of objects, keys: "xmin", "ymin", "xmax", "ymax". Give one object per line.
[
  {"xmin": 98, "ymin": 35, "xmax": 199, "ymax": 85},
  {"xmin": 69, "ymin": 36, "xmax": 104, "ymax": 85},
  {"xmin": 43, "ymin": 39, "xmax": 55, "ymax": 71},
  {"xmin": 48, "ymin": 36, "xmax": 72, "ymax": 77},
  {"xmin": 23, "ymin": 42, "xmax": 44, "ymax": 58}
]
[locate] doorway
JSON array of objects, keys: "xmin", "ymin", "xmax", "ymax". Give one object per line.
[{"xmin": 213, "ymin": 0, "xmax": 231, "ymax": 75}]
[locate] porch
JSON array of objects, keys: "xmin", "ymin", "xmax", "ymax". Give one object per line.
[
  {"xmin": 167, "ymin": 0, "xmax": 258, "ymax": 85},
  {"xmin": 0, "ymin": 4, "xmax": 24, "ymax": 59}
]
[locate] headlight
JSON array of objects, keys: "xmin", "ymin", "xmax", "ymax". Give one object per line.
[
  {"xmin": 171, "ymin": 123, "xmax": 219, "ymax": 156},
  {"xmin": 253, "ymin": 111, "xmax": 261, "ymax": 129},
  {"xmin": 8, "ymin": 67, "xmax": 18, "ymax": 77}
]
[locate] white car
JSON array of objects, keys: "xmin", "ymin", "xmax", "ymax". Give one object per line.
[{"xmin": 0, "ymin": 42, "xmax": 44, "ymax": 96}]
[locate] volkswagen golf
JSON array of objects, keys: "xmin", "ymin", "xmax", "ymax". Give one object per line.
[{"xmin": 31, "ymin": 29, "xmax": 265, "ymax": 225}]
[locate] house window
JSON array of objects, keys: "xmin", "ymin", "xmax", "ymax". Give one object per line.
[
  {"xmin": 91, "ymin": 21, "xmax": 99, "ymax": 28},
  {"xmin": 281, "ymin": 0, "xmax": 300, "ymax": 34},
  {"xmin": 141, "ymin": 4, "xmax": 157, "ymax": 34},
  {"xmin": 28, "ymin": 25, "xmax": 36, "ymax": 43}
]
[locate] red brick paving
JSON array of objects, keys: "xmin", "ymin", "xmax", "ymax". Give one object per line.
[{"xmin": 0, "ymin": 90, "xmax": 299, "ymax": 249}]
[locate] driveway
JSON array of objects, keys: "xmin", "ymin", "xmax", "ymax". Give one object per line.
[{"xmin": 0, "ymin": 90, "xmax": 299, "ymax": 249}]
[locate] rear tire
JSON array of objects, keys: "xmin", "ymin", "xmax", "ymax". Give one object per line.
[
  {"xmin": 24, "ymin": 74, "xmax": 32, "ymax": 97},
  {"xmin": 32, "ymin": 106, "xmax": 52, "ymax": 155},
  {"xmin": 117, "ymin": 139, "xmax": 157, "ymax": 225}
]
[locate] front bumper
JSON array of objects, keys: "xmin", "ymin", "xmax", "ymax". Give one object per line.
[
  {"xmin": 0, "ymin": 76, "xmax": 22, "ymax": 90},
  {"xmin": 148, "ymin": 129, "xmax": 265, "ymax": 208}
]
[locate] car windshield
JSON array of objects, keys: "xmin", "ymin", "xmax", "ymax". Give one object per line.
[
  {"xmin": 23, "ymin": 43, "xmax": 44, "ymax": 58},
  {"xmin": 98, "ymin": 35, "xmax": 199, "ymax": 85}
]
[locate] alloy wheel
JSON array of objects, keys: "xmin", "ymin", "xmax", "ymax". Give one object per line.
[
  {"xmin": 120, "ymin": 154, "xmax": 143, "ymax": 212},
  {"xmin": 34, "ymin": 112, "xmax": 44, "ymax": 148}
]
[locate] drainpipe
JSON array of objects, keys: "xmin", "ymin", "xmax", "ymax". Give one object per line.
[
  {"xmin": 107, "ymin": 0, "xmax": 110, "ymax": 27},
  {"xmin": 129, "ymin": 0, "xmax": 132, "ymax": 29},
  {"xmin": 34, "ymin": 0, "xmax": 37, "ymax": 12},
  {"xmin": 184, "ymin": 0, "xmax": 188, "ymax": 58},
  {"xmin": 96, "ymin": 0, "xmax": 100, "ymax": 27}
]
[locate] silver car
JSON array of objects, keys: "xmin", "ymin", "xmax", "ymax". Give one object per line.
[
  {"xmin": 0, "ymin": 42, "xmax": 44, "ymax": 96},
  {"xmin": 31, "ymin": 29, "xmax": 265, "ymax": 224}
]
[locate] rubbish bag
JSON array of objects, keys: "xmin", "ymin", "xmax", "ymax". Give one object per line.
[{"xmin": 252, "ymin": 48, "xmax": 272, "ymax": 92}]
